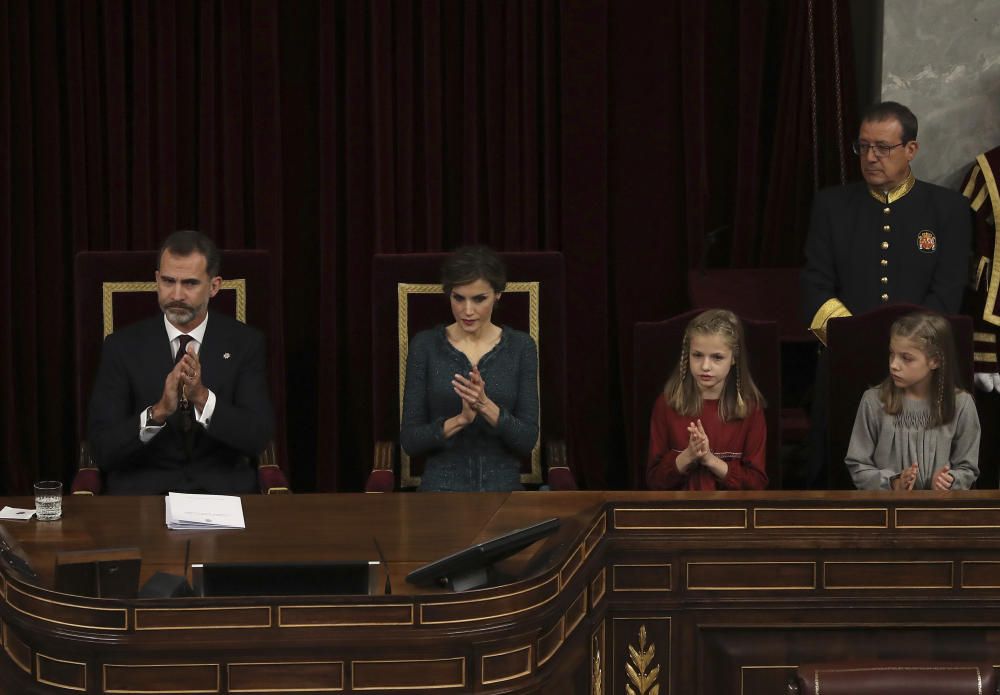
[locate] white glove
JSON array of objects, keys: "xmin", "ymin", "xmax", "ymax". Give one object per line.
[{"xmin": 974, "ymin": 372, "xmax": 1000, "ymax": 392}]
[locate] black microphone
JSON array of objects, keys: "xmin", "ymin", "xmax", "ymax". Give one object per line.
[{"xmin": 373, "ymin": 537, "xmax": 391, "ymax": 595}]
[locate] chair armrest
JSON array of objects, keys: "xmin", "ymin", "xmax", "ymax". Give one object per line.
[
  {"xmin": 365, "ymin": 441, "xmax": 396, "ymax": 493},
  {"xmin": 71, "ymin": 443, "xmax": 102, "ymax": 495},
  {"xmin": 256, "ymin": 442, "xmax": 290, "ymax": 494},
  {"xmin": 545, "ymin": 441, "xmax": 577, "ymax": 490}
]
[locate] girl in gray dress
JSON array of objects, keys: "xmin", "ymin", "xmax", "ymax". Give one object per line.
[{"xmin": 846, "ymin": 312, "xmax": 980, "ymax": 491}]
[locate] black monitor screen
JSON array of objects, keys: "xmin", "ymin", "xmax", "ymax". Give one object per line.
[{"xmin": 405, "ymin": 517, "xmax": 560, "ymax": 591}]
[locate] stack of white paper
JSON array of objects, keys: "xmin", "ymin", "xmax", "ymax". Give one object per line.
[{"xmin": 165, "ymin": 492, "xmax": 246, "ymax": 530}]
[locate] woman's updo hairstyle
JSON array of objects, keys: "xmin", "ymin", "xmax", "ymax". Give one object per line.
[{"xmin": 441, "ymin": 246, "xmax": 507, "ymax": 295}]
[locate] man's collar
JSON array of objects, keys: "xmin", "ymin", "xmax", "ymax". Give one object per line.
[
  {"xmin": 868, "ymin": 170, "xmax": 916, "ymax": 204},
  {"xmin": 163, "ymin": 313, "xmax": 209, "ymax": 344}
]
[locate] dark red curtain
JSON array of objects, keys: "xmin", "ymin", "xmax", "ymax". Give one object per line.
[{"xmin": 0, "ymin": 0, "xmax": 855, "ymax": 494}]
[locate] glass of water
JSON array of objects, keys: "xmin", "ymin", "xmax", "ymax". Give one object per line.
[{"xmin": 34, "ymin": 480, "xmax": 62, "ymax": 521}]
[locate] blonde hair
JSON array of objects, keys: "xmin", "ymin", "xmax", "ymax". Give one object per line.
[
  {"xmin": 878, "ymin": 312, "xmax": 961, "ymax": 427},
  {"xmin": 663, "ymin": 309, "xmax": 765, "ymax": 421}
]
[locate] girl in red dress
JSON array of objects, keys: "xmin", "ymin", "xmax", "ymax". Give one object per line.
[{"xmin": 646, "ymin": 309, "xmax": 767, "ymax": 490}]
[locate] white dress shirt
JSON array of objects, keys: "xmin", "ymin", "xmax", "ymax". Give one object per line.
[{"xmin": 139, "ymin": 315, "xmax": 218, "ymax": 441}]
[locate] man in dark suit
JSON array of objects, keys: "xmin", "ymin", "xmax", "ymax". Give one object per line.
[
  {"xmin": 87, "ymin": 231, "xmax": 274, "ymax": 494},
  {"xmin": 799, "ymin": 101, "xmax": 972, "ymax": 487}
]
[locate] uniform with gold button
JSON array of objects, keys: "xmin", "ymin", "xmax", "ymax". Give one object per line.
[{"xmin": 802, "ymin": 171, "xmax": 972, "ymax": 344}]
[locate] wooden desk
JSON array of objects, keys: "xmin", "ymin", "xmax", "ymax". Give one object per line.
[{"xmin": 3, "ymin": 491, "xmax": 1000, "ymax": 694}]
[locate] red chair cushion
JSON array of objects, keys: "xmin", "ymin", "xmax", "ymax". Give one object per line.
[
  {"xmin": 71, "ymin": 468, "xmax": 102, "ymax": 495},
  {"xmin": 364, "ymin": 470, "xmax": 395, "ymax": 493}
]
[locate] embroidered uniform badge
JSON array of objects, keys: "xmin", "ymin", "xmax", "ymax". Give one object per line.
[{"xmin": 917, "ymin": 230, "xmax": 937, "ymax": 253}]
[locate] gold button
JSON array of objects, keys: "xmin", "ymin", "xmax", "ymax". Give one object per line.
[
  {"xmin": 883, "ymin": 207, "xmax": 891, "ymax": 215},
  {"xmin": 883, "ymin": 225, "xmax": 891, "ymax": 232},
  {"xmin": 881, "ymin": 241, "xmax": 890, "ymax": 249},
  {"xmin": 881, "ymin": 276, "xmax": 888, "ymax": 284},
  {"xmin": 881, "ymin": 293, "xmax": 889, "ymax": 302},
  {"xmin": 881, "ymin": 259, "xmax": 888, "ymax": 267}
]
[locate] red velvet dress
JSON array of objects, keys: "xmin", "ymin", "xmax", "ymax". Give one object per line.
[{"xmin": 646, "ymin": 395, "xmax": 767, "ymax": 490}]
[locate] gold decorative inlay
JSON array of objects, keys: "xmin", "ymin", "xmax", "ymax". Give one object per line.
[
  {"xmin": 687, "ymin": 561, "xmax": 816, "ymax": 590},
  {"xmin": 560, "ymin": 543, "xmax": 585, "ymax": 585},
  {"xmin": 823, "ymin": 560, "xmax": 953, "ymax": 590},
  {"xmin": 227, "ymin": 660, "xmax": 344, "ymax": 693},
  {"xmin": 103, "ymin": 279, "xmax": 247, "ymax": 337},
  {"xmin": 278, "ymin": 603, "xmax": 414, "ymax": 628},
  {"xmin": 613, "ymin": 507, "xmax": 747, "ymax": 530},
  {"xmin": 590, "ymin": 568, "xmax": 606, "ymax": 607},
  {"xmin": 419, "ymin": 574, "xmax": 558, "ymax": 625},
  {"xmin": 584, "ymin": 512, "xmax": 607, "ymax": 556},
  {"xmin": 537, "ymin": 618, "xmax": 565, "ymax": 666},
  {"xmin": 592, "ymin": 634, "xmax": 603, "ymax": 695},
  {"xmin": 135, "ymin": 605, "xmax": 271, "ymax": 630},
  {"xmin": 351, "ymin": 656, "xmax": 466, "ymax": 690},
  {"xmin": 752, "ymin": 507, "xmax": 888, "ymax": 529},
  {"xmin": 961, "ymin": 561, "xmax": 1000, "ymax": 589},
  {"xmin": 613, "ymin": 564, "xmax": 671, "ymax": 592},
  {"xmin": 397, "ymin": 281, "xmax": 542, "ymax": 487},
  {"xmin": 103, "ymin": 662, "xmax": 220, "ymax": 694},
  {"xmin": 481, "ymin": 645, "xmax": 532, "ymax": 685},
  {"xmin": 895, "ymin": 507, "xmax": 1000, "ymax": 529},
  {"xmin": 3, "ymin": 622, "xmax": 30, "ymax": 673},
  {"xmin": 566, "ymin": 588, "xmax": 587, "ymax": 638},
  {"xmin": 6, "ymin": 583, "xmax": 128, "ymax": 631},
  {"xmin": 36, "ymin": 653, "xmax": 87, "ymax": 691},
  {"xmin": 625, "ymin": 624, "xmax": 660, "ymax": 695}
]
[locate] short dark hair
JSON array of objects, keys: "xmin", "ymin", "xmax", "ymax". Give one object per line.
[
  {"xmin": 861, "ymin": 101, "xmax": 918, "ymax": 143},
  {"xmin": 158, "ymin": 230, "xmax": 221, "ymax": 277},
  {"xmin": 441, "ymin": 245, "xmax": 506, "ymax": 295}
]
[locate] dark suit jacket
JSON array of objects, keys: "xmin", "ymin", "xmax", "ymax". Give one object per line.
[
  {"xmin": 801, "ymin": 179, "xmax": 972, "ymax": 321},
  {"xmin": 87, "ymin": 311, "xmax": 274, "ymax": 494}
]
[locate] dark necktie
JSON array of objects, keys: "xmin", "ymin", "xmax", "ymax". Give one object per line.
[
  {"xmin": 175, "ymin": 334, "xmax": 194, "ymax": 366},
  {"xmin": 174, "ymin": 335, "xmax": 196, "ymax": 452}
]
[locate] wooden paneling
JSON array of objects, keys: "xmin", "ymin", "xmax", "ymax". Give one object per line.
[
  {"xmin": 1, "ymin": 493, "xmax": 1000, "ymax": 694},
  {"xmin": 351, "ymin": 657, "xmax": 465, "ymax": 690},
  {"xmin": 228, "ymin": 661, "xmax": 344, "ymax": 692}
]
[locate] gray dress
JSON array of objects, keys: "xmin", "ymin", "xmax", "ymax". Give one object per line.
[
  {"xmin": 400, "ymin": 326, "xmax": 539, "ymax": 491},
  {"xmin": 846, "ymin": 388, "xmax": 980, "ymax": 490}
]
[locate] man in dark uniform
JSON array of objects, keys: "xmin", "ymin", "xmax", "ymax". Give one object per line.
[
  {"xmin": 799, "ymin": 101, "xmax": 972, "ymax": 487},
  {"xmin": 960, "ymin": 145, "xmax": 1000, "ymax": 391}
]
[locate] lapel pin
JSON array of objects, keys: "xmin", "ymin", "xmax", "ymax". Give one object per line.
[{"xmin": 223, "ymin": 352, "xmax": 231, "ymax": 360}]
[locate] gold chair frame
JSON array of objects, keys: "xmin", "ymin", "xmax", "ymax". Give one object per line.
[{"xmin": 101, "ymin": 280, "xmax": 248, "ymax": 337}]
